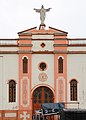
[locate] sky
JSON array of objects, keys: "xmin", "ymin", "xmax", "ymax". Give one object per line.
[{"xmin": 0, "ymin": 0, "xmax": 86, "ymax": 38}]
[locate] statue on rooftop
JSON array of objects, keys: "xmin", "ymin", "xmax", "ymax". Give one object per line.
[{"xmin": 34, "ymin": 5, "xmax": 51, "ymax": 25}]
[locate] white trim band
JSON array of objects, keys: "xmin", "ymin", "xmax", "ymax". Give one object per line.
[{"xmin": 5, "ymin": 113, "xmax": 17, "ymax": 117}]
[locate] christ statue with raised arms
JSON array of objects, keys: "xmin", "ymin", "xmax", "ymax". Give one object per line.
[{"xmin": 34, "ymin": 5, "xmax": 51, "ymax": 25}]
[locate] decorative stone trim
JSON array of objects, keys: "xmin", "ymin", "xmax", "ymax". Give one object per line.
[
  {"xmin": 53, "ymin": 44, "xmax": 68, "ymax": 47},
  {"xmin": 18, "ymin": 50, "xmax": 32, "ymax": 54},
  {"xmin": 54, "ymin": 38, "xmax": 67, "ymax": 40},
  {"xmin": 40, "ymin": 43, "xmax": 46, "ymax": 48},
  {"xmin": 38, "ymin": 72, "xmax": 48, "ymax": 82},
  {"xmin": 18, "ymin": 44, "xmax": 33, "ymax": 47},
  {"xmin": 5, "ymin": 113, "xmax": 17, "ymax": 117},
  {"xmin": 20, "ymin": 112, "xmax": 30, "ymax": 120},
  {"xmin": 21, "ymin": 77, "xmax": 29, "ymax": 107}
]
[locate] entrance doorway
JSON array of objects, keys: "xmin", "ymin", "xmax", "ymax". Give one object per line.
[{"xmin": 32, "ymin": 86, "xmax": 54, "ymax": 114}]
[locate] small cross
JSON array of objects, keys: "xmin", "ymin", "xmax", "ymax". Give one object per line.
[{"xmin": 20, "ymin": 112, "xmax": 30, "ymax": 120}]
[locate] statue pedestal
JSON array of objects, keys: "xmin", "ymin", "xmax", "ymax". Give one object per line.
[{"xmin": 39, "ymin": 24, "xmax": 46, "ymax": 30}]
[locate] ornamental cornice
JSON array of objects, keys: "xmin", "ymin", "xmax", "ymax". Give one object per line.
[
  {"xmin": 0, "ymin": 50, "xmax": 86, "ymax": 54},
  {"xmin": 18, "ymin": 44, "xmax": 33, "ymax": 47},
  {"xmin": 53, "ymin": 44, "xmax": 68, "ymax": 47}
]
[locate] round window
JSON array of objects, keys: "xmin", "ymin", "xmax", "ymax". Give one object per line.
[{"xmin": 39, "ymin": 62, "xmax": 47, "ymax": 71}]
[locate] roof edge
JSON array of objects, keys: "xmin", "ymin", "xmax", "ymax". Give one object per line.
[
  {"xmin": 49, "ymin": 26, "xmax": 68, "ymax": 34},
  {"xmin": 18, "ymin": 26, "xmax": 37, "ymax": 34}
]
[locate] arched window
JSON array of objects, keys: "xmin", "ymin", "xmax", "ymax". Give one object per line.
[
  {"xmin": 23, "ymin": 57, "xmax": 28, "ymax": 73},
  {"xmin": 58, "ymin": 57, "xmax": 63, "ymax": 73},
  {"xmin": 9, "ymin": 80, "xmax": 16, "ymax": 102},
  {"xmin": 70, "ymin": 79, "xmax": 77, "ymax": 101}
]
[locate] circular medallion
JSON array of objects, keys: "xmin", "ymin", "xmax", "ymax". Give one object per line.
[{"xmin": 38, "ymin": 72, "xmax": 48, "ymax": 82}]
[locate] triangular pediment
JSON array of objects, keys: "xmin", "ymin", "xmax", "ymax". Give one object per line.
[
  {"xmin": 18, "ymin": 26, "xmax": 68, "ymax": 36},
  {"xmin": 49, "ymin": 27, "xmax": 68, "ymax": 35},
  {"xmin": 18, "ymin": 27, "xmax": 37, "ymax": 35}
]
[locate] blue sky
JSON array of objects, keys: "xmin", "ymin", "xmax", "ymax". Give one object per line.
[{"xmin": 0, "ymin": 0, "xmax": 86, "ymax": 38}]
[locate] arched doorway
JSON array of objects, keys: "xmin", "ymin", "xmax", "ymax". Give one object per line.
[{"xmin": 32, "ymin": 86, "xmax": 54, "ymax": 114}]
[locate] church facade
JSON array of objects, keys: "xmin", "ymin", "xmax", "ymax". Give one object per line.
[{"xmin": 0, "ymin": 25, "xmax": 86, "ymax": 120}]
